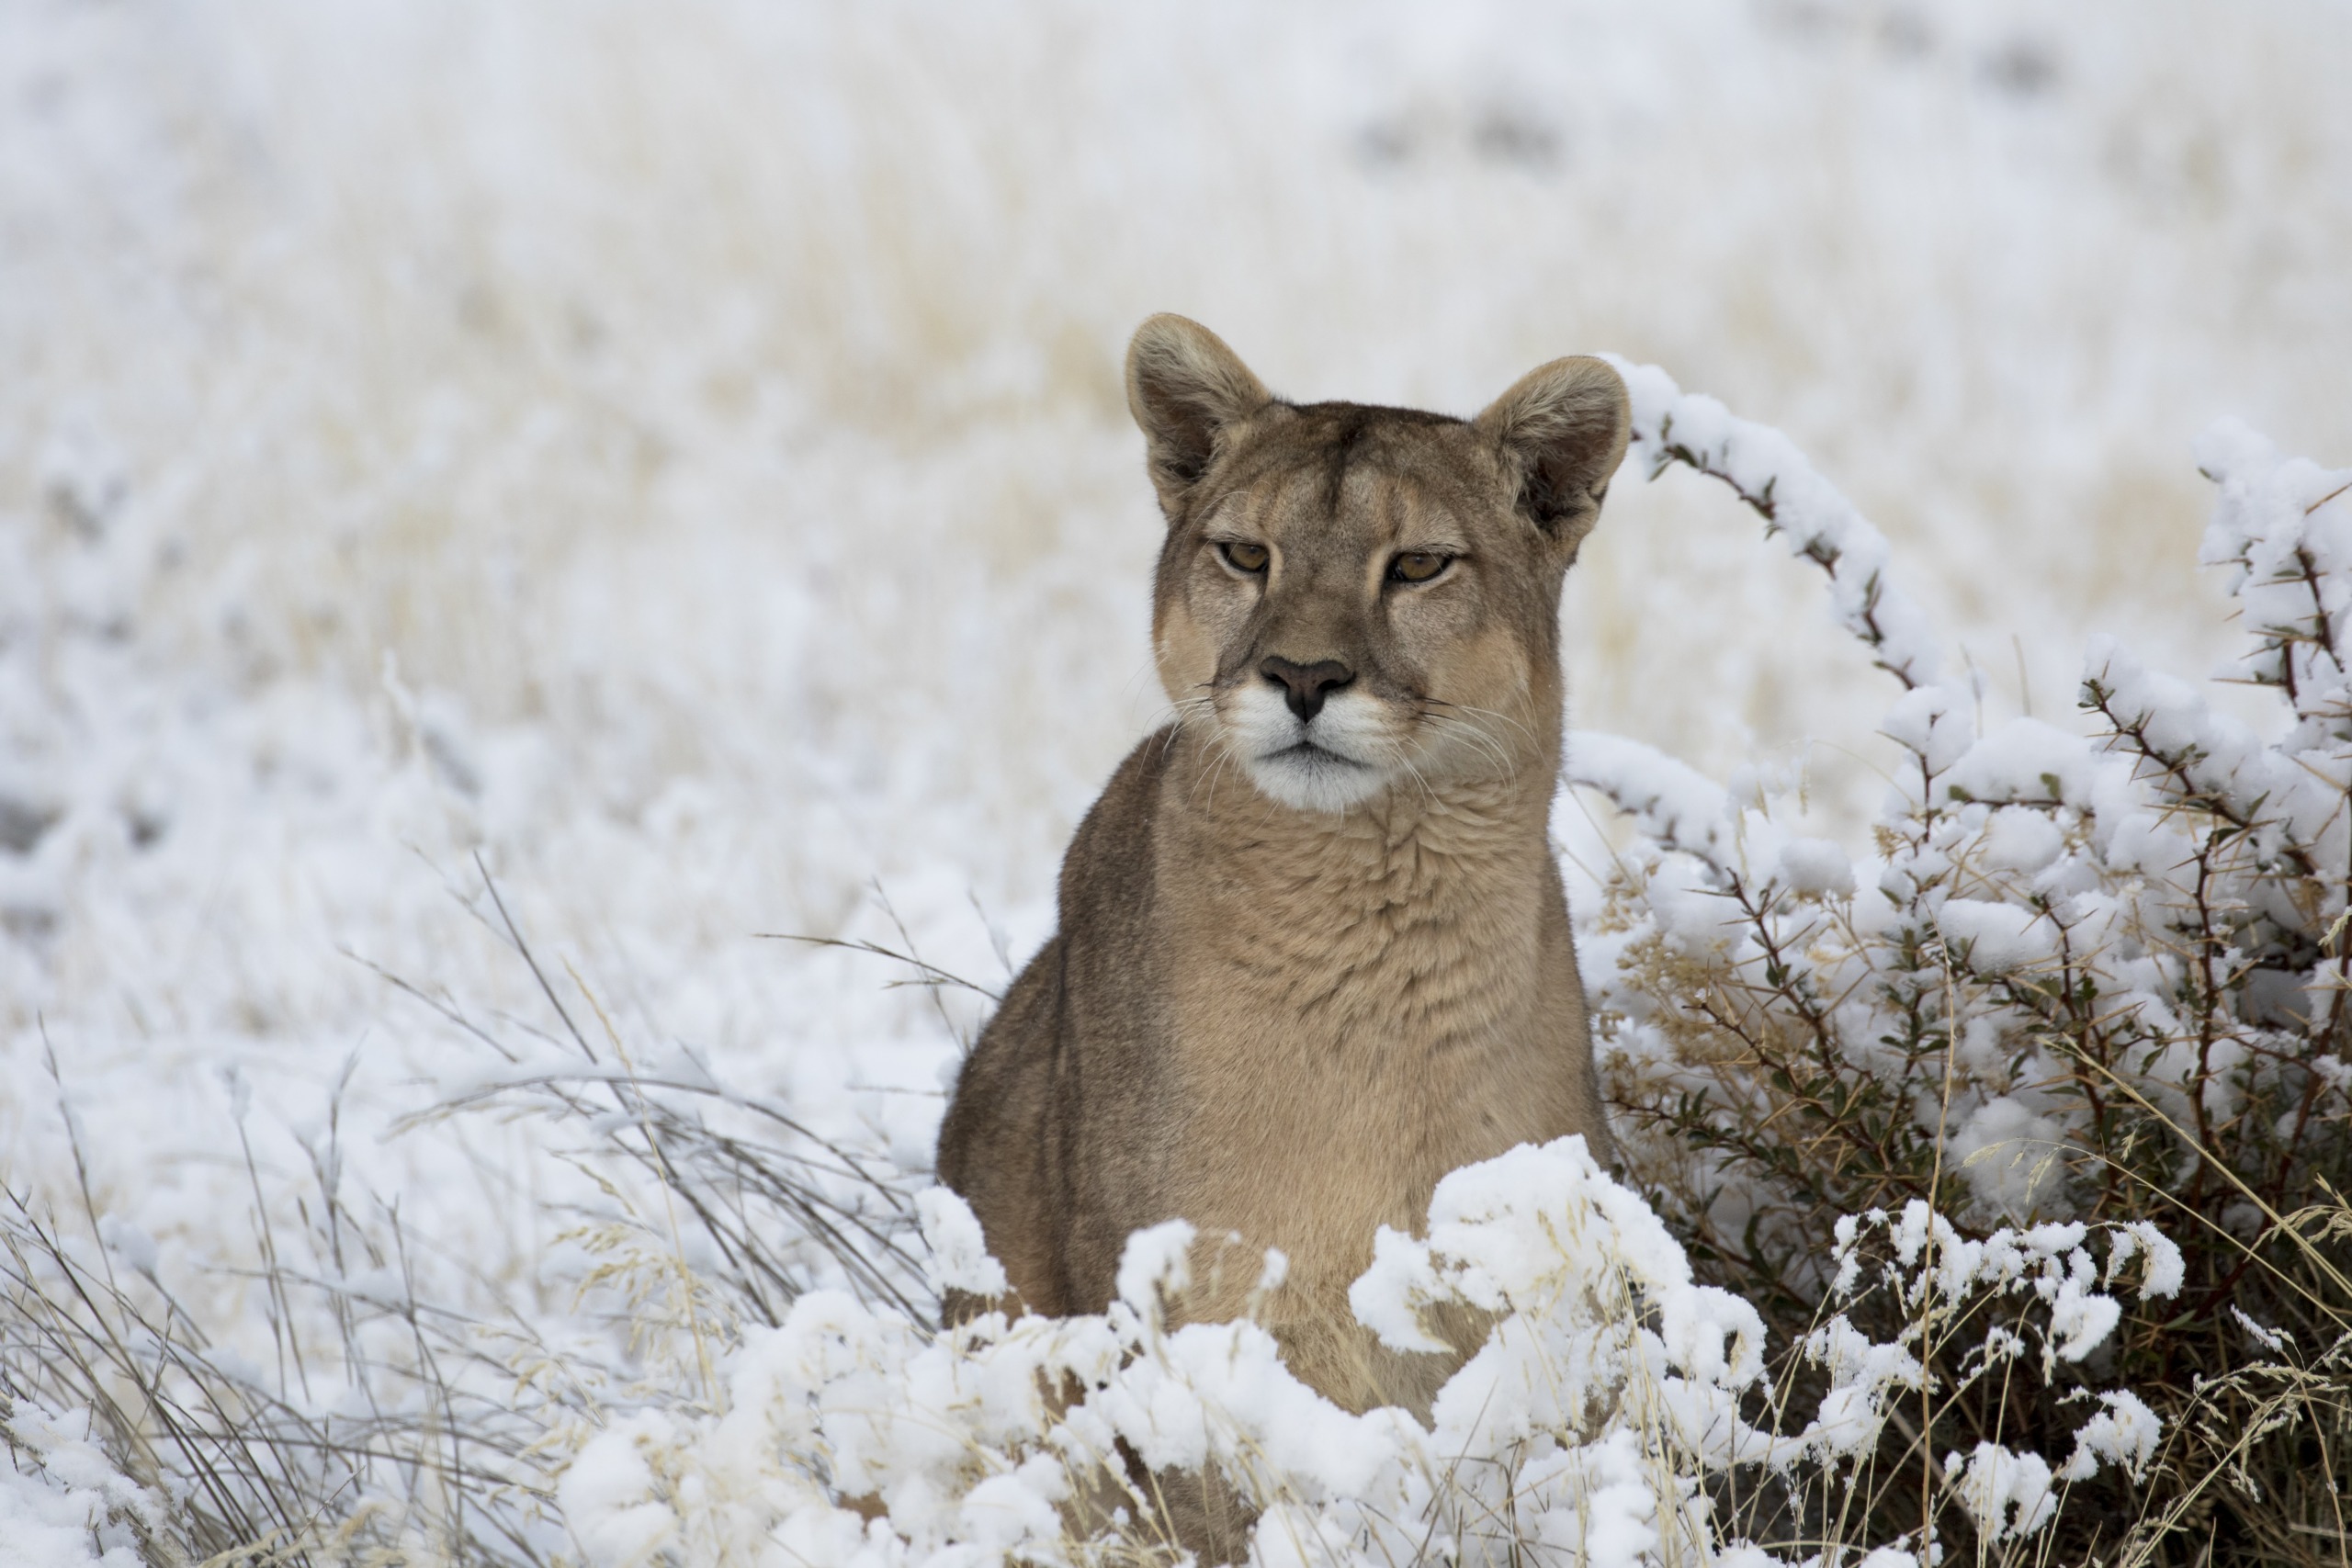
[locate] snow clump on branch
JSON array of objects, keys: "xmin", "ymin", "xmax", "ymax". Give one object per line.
[{"xmin": 555, "ymin": 1139, "xmax": 2171, "ymax": 1567}]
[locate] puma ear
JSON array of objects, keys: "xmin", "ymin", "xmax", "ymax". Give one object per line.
[
  {"xmin": 1474, "ymin": 355, "xmax": 1631, "ymax": 549},
  {"xmin": 1125, "ymin": 314, "xmax": 1275, "ymax": 518}
]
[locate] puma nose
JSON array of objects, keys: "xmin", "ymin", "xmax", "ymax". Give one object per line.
[{"xmin": 1259, "ymin": 656, "xmax": 1356, "ymax": 723}]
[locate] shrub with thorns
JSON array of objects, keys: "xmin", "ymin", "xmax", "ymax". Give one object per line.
[{"xmin": 1579, "ymin": 367, "xmax": 2352, "ymax": 1565}]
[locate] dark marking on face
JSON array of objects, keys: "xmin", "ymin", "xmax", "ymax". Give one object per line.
[{"xmin": 1279, "ymin": 403, "xmax": 1466, "ymax": 522}]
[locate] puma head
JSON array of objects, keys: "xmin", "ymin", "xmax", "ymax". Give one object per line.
[{"xmin": 1126, "ymin": 313, "xmax": 1630, "ymax": 814}]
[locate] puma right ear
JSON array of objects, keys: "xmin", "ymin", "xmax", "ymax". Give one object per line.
[
  {"xmin": 1474, "ymin": 356, "xmax": 1631, "ymax": 551},
  {"xmin": 1125, "ymin": 314, "xmax": 1274, "ymax": 519}
]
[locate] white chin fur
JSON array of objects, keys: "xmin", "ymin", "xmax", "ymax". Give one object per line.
[
  {"xmin": 1224, "ymin": 685, "xmax": 1395, "ymax": 813},
  {"xmin": 1243, "ymin": 745, "xmax": 1390, "ymax": 812}
]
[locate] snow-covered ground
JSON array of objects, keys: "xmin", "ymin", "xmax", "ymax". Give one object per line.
[{"xmin": 3, "ymin": 0, "xmax": 2349, "ymax": 1555}]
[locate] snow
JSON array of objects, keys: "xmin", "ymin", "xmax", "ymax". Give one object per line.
[
  {"xmin": 1948, "ymin": 1096, "xmax": 2072, "ymax": 1220},
  {"xmin": 559, "ymin": 1414, "xmax": 681, "ymax": 1568},
  {"xmin": 5, "ymin": 1, "xmax": 2347, "ymax": 1560},
  {"xmin": 1945, "ymin": 1441, "xmax": 2058, "ymax": 1541},
  {"xmin": 2058, "ymin": 1390, "xmax": 2163, "ymax": 1484},
  {"xmin": 0, "ymin": 1404, "xmax": 160, "ymax": 1568},
  {"xmin": 2106, "ymin": 1223, "xmax": 2188, "ymax": 1302},
  {"xmin": 1774, "ymin": 837, "xmax": 1856, "ymax": 898},
  {"xmin": 1658, "ymin": 1284, "xmax": 1767, "ymax": 1389},
  {"xmin": 1114, "ymin": 1219, "xmax": 1199, "ymax": 1323},
  {"xmin": 914, "ymin": 1186, "xmax": 1009, "ymax": 1299},
  {"xmin": 2196, "ymin": 416, "xmax": 2352, "ymax": 711},
  {"xmin": 1936, "ymin": 897, "xmax": 2058, "ymax": 976}
]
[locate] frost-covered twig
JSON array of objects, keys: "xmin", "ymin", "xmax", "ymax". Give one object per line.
[
  {"xmin": 1606, "ymin": 356, "xmax": 1944, "ymax": 692},
  {"xmin": 1566, "ymin": 729, "xmax": 1738, "ymax": 881},
  {"xmin": 2197, "ymin": 419, "xmax": 2352, "ymax": 731}
]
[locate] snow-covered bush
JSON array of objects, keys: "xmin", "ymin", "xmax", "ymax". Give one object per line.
[
  {"xmin": 1578, "ymin": 363, "xmax": 2352, "ymax": 1563},
  {"xmin": 547, "ymin": 1142, "xmax": 2178, "ymax": 1568}
]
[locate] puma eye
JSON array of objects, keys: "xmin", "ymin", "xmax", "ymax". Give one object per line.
[
  {"xmin": 1388, "ymin": 551, "xmax": 1451, "ymax": 584},
  {"xmin": 1219, "ymin": 540, "xmax": 1271, "ymax": 575}
]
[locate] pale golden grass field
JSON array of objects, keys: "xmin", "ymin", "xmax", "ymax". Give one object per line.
[{"xmin": 12, "ymin": 1, "xmax": 2348, "ymax": 830}]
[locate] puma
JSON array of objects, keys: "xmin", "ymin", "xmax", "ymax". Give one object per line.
[{"xmin": 937, "ymin": 314, "xmax": 1628, "ymax": 1417}]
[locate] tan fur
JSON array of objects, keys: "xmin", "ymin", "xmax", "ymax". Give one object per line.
[{"xmin": 937, "ymin": 316, "xmax": 1629, "ymax": 1423}]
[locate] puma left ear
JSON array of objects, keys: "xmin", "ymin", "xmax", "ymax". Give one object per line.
[{"xmin": 1474, "ymin": 356, "xmax": 1631, "ymax": 549}]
